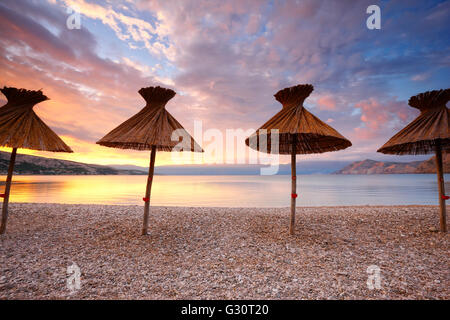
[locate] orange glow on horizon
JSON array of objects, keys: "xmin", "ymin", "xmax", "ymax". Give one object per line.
[{"xmin": 0, "ymin": 135, "xmax": 204, "ymax": 167}]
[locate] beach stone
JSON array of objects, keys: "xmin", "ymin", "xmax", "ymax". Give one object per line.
[{"xmin": 0, "ymin": 203, "xmax": 448, "ymax": 299}]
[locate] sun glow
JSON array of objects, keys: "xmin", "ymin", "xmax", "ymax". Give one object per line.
[{"xmin": 0, "ymin": 135, "xmax": 182, "ymax": 167}]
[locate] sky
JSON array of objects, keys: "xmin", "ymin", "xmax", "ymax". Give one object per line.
[{"xmin": 0, "ymin": 0, "xmax": 449, "ymax": 167}]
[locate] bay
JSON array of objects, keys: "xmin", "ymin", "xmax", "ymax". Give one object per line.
[{"xmin": 1, "ymin": 174, "xmax": 448, "ymax": 207}]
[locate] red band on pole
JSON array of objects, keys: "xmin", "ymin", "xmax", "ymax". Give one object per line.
[
  {"xmin": 442, "ymin": 195, "xmax": 449, "ymax": 200},
  {"xmin": 0, "ymin": 194, "xmax": 5, "ymax": 198},
  {"xmin": 142, "ymin": 197, "xmax": 149, "ymax": 202},
  {"xmin": 292, "ymin": 176, "xmax": 296, "ymax": 180},
  {"xmin": 291, "ymin": 193, "xmax": 298, "ymax": 199}
]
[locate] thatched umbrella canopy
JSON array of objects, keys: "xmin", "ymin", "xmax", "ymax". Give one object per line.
[
  {"xmin": 378, "ymin": 88, "xmax": 449, "ymax": 232},
  {"xmin": 0, "ymin": 87, "xmax": 73, "ymax": 234},
  {"xmin": 246, "ymin": 84, "xmax": 352, "ymax": 235},
  {"xmin": 97, "ymin": 86, "xmax": 203, "ymax": 235}
]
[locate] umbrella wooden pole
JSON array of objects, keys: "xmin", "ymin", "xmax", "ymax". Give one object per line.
[
  {"xmin": 142, "ymin": 145, "xmax": 156, "ymax": 235},
  {"xmin": 0, "ymin": 147, "xmax": 17, "ymax": 235},
  {"xmin": 289, "ymin": 143, "xmax": 297, "ymax": 235},
  {"xmin": 435, "ymin": 140, "xmax": 447, "ymax": 232}
]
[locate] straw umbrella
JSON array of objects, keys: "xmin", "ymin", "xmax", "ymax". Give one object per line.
[
  {"xmin": 0, "ymin": 87, "xmax": 73, "ymax": 234},
  {"xmin": 246, "ymin": 84, "xmax": 352, "ymax": 235},
  {"xmin": 97, "ymin": 86, "xmax": 203, "ymax": 235},
  {"xmin": 378, "ymin": 89, "xmax": 449, "ymax": 232}
]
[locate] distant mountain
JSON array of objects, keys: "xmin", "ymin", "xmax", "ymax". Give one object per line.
[
  {"xmin": 1, "ymin": 153, "xmax": 351, "ymax": 175},
  {"xmin": 415, "ymin": 155, "xmax": 450, "ymax": 173},
  {"xmin": 335, "ymin": 155, "xmax": 450, "ymax": 174},
  {"xmin": 0, "ymin": 151, "xmax": 145, "ymax": 175},
  {"xmin": 108, "ymin": 164, "xmax": 147, "ymax": 172},
  {"xmin": 6, "ymin": 150, "xmax": 448, "ymax": 176}
]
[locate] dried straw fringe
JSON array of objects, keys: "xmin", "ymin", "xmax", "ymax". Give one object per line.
[
  {"xmin": 378, "ymin": 89, "xmax": 449, "ymax": 155},
  {"xmin": 97, "ymin": 86, "xmax": 203, "ymax": 152},
  {"xmin": 246, "ymin": 84, "xmax": 351, "ymax": 155},
  {"xmin": 0, "ymin": 87, "xmax": 73, "ymax": 153}
]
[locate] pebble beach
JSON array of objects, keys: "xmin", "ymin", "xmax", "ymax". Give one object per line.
[{"xmin": 0, "ymin": 203, "xmax": 448, "ymax": 300}]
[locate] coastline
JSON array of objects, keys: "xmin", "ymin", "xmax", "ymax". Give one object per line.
[{"xmin": 0, "ymin": 203, "xmax": 448, "ymax": 299}]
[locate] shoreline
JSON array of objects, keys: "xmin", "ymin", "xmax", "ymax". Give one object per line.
[
  {"xmin": 2, "ymin": 173, "xmax": 450, "ymax": 176},
  {"xmin": 0, "ymin": 203, "xmax": 448, "ymax": 299},
  {"xmin": 0, "ymin": 202, "xmax": 442, "ymax": 209}
]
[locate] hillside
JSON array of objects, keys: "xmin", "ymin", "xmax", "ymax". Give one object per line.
[
  {"xmin": 335, "ymin": 155, "xmax": 450, "ymax": 174},
  {"xmin": 415, "ymin": 155, "xmax": 450, "ymax": 173},
  {"xmin": 0, "ymin": 151, "xmax": 145, "ymax": 175},
  {"xmin": 2, "ymin": 150, "xmax": 448, "ymax": 176}
]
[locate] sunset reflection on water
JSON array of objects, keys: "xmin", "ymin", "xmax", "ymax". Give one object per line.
[{"xmin": 0, "ymin": 174, "xmax": 448, "ymax": 207}]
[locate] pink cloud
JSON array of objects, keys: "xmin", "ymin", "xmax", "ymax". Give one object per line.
[
  {"xmin": 317, "ymin": 95, "xmax": 337, "ymax": 110},
  {"xmin": 0, "ymin": 0, "xmax": 447, "ymax": 165},
  {"xmin": 353, "ymin": 97, "xmax": 416, "ymax": 139},
  {"xmin": 411, "ymin": 73, "xmax": 430, "ymax": 81},
  {"xmin": 246, "ymin": 14, "xmax": 261, "ymax": 34}
]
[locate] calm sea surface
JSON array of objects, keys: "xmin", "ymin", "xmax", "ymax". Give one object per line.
[{"xmin": 1, "ymin": 174, "xmax": 449, "ymax": 207}]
